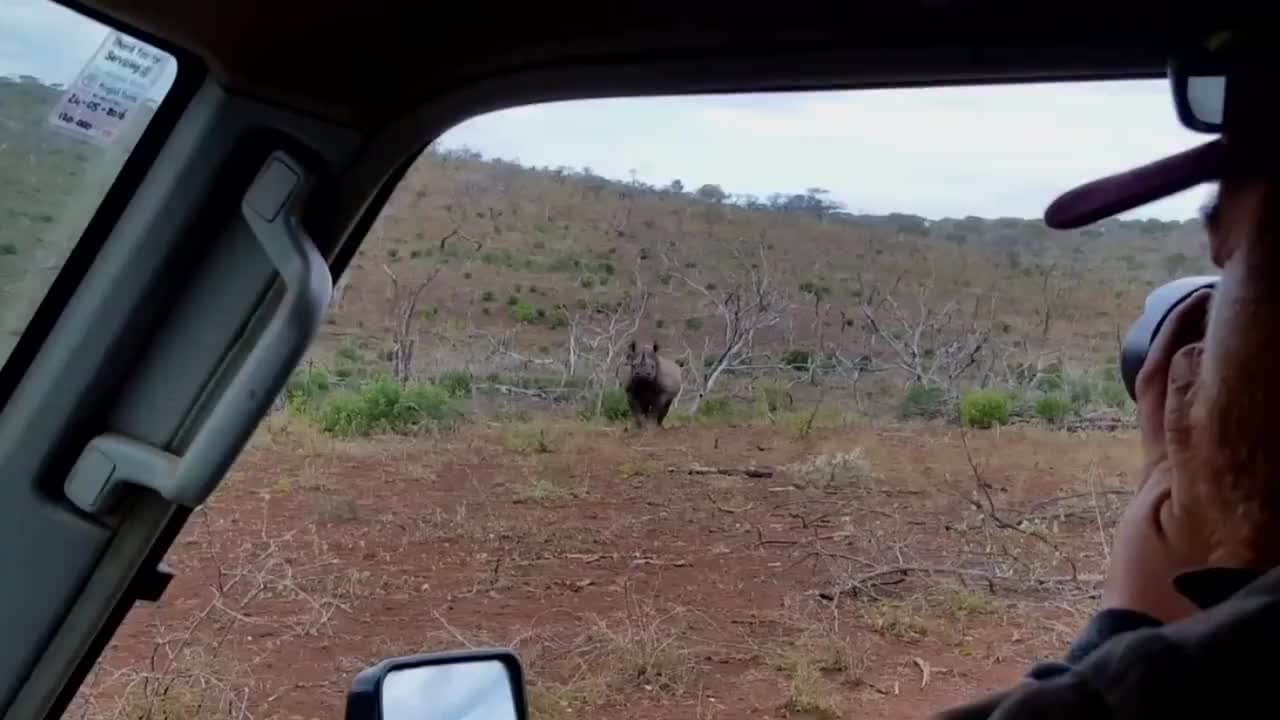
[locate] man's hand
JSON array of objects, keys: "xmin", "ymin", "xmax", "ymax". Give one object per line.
[{"xmin": 1102, "ymin": 289, "xmax": 1211, "ymax": 622}]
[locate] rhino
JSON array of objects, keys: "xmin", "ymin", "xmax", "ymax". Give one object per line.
[{"xmin": 623, "ymin": 341, "xmax": 682, "ymax": 428}]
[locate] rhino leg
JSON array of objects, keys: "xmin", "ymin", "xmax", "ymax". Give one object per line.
[
  {"xmin": 654, "ymin": 394, "xmax": 675, "ymax": 428},
  {"xmin": 626, "ymin": 389, "xmax": 647, "ymax": 429}
]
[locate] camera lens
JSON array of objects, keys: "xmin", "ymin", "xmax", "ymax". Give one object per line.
[{"xmin": 1120, "ymin": 275, "xmax": 1218, "ymax": 401}]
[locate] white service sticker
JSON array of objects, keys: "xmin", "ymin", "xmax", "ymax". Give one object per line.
[{"xmin": 47, "ymin": 31, "xmax": 171, "ymax": 146}]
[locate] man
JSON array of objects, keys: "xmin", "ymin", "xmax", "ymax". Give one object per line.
[{"xmin": 936, "ymin": 33, "xmax": 1280, "ymax": 718}]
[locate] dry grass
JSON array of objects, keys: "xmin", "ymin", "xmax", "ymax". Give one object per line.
[{"xmin": 786, "ymin": 447, "xmax": 878, "ymax": 489}]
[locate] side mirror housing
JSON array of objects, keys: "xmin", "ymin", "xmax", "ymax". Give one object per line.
[{"xmin": 346, "ymin": 648, "xmax": 528, "ymax": 720}]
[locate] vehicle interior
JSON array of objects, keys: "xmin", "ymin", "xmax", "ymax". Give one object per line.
[{"xmin": 0, "ymin": 3, "xmax": 1261, "ymax": 719}]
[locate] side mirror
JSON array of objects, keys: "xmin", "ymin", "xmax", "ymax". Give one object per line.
[{"xmin": 346, "ymin": 648, "xmax": 528, "ymax": 720}]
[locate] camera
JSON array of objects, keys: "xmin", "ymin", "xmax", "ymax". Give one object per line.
[{"xmin": 1120, "ymin": 275, "xmax": 1218, "ymax": 402}]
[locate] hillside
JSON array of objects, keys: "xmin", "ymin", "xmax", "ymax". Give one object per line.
[
  {"xmin": 324, "ymin": 142, "xmax": 1211, "ymax": 418},
  {"xmin": 0, "ymin": 75, "xmax": 1215, "ymax": 420}
]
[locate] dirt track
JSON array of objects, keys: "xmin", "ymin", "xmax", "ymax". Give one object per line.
[{"xmin": 75, "ymin": 419, "xmax": 1138, "ymax": 719}]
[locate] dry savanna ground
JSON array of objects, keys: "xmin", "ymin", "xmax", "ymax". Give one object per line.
[{"xmin": 73, "ymin": 412, "xmax": 1138, "ymax": 720}]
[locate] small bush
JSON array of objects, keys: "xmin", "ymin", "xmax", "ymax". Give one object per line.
[
  {"xmin": 315, "ymin": 378, "xmax": 456, "ymax": 436},
  {"xmin": 1036, "ymin": 367, "xmax": 1066, "ymax": 393},
  {"xmin": 286, "ymin": 366, "xmax": 333, "ymax": 409},
  {"xmin": 386, "ymin": 248, "xmax": 399, "ymax": 259},
  {"xmin": 511, "ymin": 302, "xmax": 539, "ymax": 324},
  {"xmin": 1034, "ymin": 392, "xmax": 1074, "ymax": 425},
  {"xmin": 335, "ymin": 340, "xmax": 364, "ymax": 365},
  {"xmin": 480, "ymin": 290, "xmax": 496, "ymax": 302},
  {"xmin": 507, "ymin": 294, "xmax": 520, "ymax": 306},
  {"xmin": 580, "ymin": 276, "xmax": 596, "ymax": 289},
  {"xmin": 0, "ymin": 243, "xmax": 17, "ymax": 256},
  {"xmin": 437, "ymin": 370, "xmax": 474, "ymax": 399},
  {"xmin": 1099, "ymin": 380, "xmax": 1133, "ymax": 410},
  {"xmin": 580, "ymin": 388, "xmax": 631, "ymax": 423},
  {"xmin": 786, "ymin": 447, "xmax": 877, "ymax": 488},
  {"xmin": 899, "ymin": 384, "xmax": 948, "ymax": 421},
  {"xmin": 696, "ymin": 395, "xmax": 736, "ymax": 422},
  {"xmin": 756, "ymin": 380, "xmax": 794, "ymax": 414},
  {"xmin": 684, "ymin": 317, "xmax": 704, "ymax": 331},
  {"xmin": 1068, "ymin": 375, "xmax": 1094, "ymax": 407},
  {"xmin": 962, "ymin": 389, "xmax": 1012, "ymax": 429},
  {"xmin": 781, "ymin": 348, "xmax": 812, "ymax": 370}
]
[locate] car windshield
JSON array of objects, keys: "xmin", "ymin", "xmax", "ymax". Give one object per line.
[{"xmin": 68, "ymin": 80, "xmax": 1211, "ymax": 718}]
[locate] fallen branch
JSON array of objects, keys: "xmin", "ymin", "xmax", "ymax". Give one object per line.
[
  {"xmin": 674, "ymin": 463, "xmax": 776, "ymax": 478},
  {"xmin": 959, "ymin": 428, "xmax": 1079, "ymax": 580}
]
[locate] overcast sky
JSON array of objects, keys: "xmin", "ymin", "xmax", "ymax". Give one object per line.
[
  {"xmin": 439, "ymin": 83, "xmax": 1213, "ymax": 222},
  {"xmin": 5, "ymin": 0, "xmax": 1213, "ymax": 222},
  {"xmin": 1, "ymin": 0, "xmax": 176, "ymax": 96}
]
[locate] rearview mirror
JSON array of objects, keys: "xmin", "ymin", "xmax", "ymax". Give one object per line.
[{"xmin": 346, "ymin": 648, "xmax": 528, "ymax": 720}]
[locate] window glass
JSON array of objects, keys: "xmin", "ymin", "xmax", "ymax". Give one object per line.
[
  {"xmin": 0, "ymin": 0, "xmax": 177, "ymax": 366},
  {"xmin": 77, "ymin": 80, "xmax": 1216, "ymax": 718}
]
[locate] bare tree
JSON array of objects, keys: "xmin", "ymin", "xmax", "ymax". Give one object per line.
[
  {"xmin": 665, "ymin": 239, "xmax": 789, "ymax": 412},
  {"xmin": 561, "ymin": 273, "xmax": 650, "ymax": 415},
  {"xmin": 383, "ymin": 264, "xmax": 442, "ymax": 383},
  {"xmin": 860, "ymin": 277, "xmax": 992, "ymax": 392},
  {"xmin": 1036, "ymin": 260, "xmax": 1081, "ymax": 339}
]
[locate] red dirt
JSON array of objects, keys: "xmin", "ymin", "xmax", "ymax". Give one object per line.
[{"xmin": 74, "ymin": 420, "xmax": 1138, "ymax": 720}]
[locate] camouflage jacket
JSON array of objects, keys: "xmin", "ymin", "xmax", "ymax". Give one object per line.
[{"xmin": 933, "ymin": 566, "xmax": 1276, "ymax": 719}]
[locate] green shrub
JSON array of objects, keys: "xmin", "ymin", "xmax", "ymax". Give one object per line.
[
  {"xmin": 335, "ymin": 340, "xmax": 364, "ymax": 365},
  {"xmin": 0, "ymin": 243, "xmax": 17, "ymax": 256},
  {"xmin": 899, "ymin": 384, "xmax": 948, "ymax": 420},
  {"xmin": 685, "ymin": 317, "xmax": 704, "ymax": 331},
  {"xmin": 386, "ymin": 248, "xmax": 399, "ymax": 259},
  {"xmin": 511, "ymin": 302, "xmax": 539, "ymax": 324},
  {"xmin": 315, "ymin": 378, "xmax": 456, "ymax": 436},
  {"xmin": 549, "ymin": 313, "xmax": 569, "ymax": 330},
  {"xmin": 781, "ymin": 349, "xmax": 812, "ymax": 370},
  {"xmin": 480, "ymin": 290, "xmax": 496, "ymax": 303},
  {"xmin": 580, "ymin": 276, "xmax": 596, "ymax": 289},
  {"xmin": 437, "ymin": 370, "xmax": 474, "ymax": 399},
  {"xmin": 1068, "ymin": 375, "xmax": 1094, "ymax": 407},
  {"xmin": 962, "ymin": 389, "xmax": 1012, "ymax": 429},
  {"xmin": 697, "ymin": 395, "xmax": 736, "ymax": 422},
  {"xmin": 1035, "ymin": 367, "xmax": 1065, "ymax": 393},
  {"xmin": 580, "ymin": 388, "xmax": 631, "ymax": 422},
  {"xmin": 506, "ymin": 294, "xmax": 520, "ymax": 306},
  {"xmin": 1034, "ymin": 392, "xmax": 1074, "ymax": 425},
  {"xmin": 1099, "ymin": 380, "xmax": 1133, "ymax": 410},
  {"xmin": 286, "ymin": 367, "xmax": 333, "ymax": 409},
  {"xmin": 756, "ymin": 380, "xmax": 794, "ymax": 414}
]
